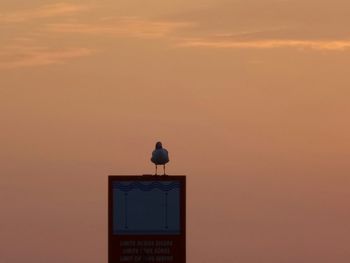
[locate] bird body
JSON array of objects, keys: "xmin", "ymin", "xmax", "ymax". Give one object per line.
[
  {"xmin": 151, "ymin": 148, "xmax": 169, "ymax": 165},
  {"xmin": 151, "ymin": 142, "xmax": 169, "ymax": 175}
]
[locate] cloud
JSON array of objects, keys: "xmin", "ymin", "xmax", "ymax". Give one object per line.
[
  {"xmin": 178, "ymin": 39, "xmax": 350, "ymax": 51},
  {"xmin": 0, "ymin": 3, "xmax": 95, "ymax": 70},
  {"xmin": 0, "ymin": 2, "xmax": 90, "ymax": 23},
  {"xmin": 2, "ymin": 2, "xmax": 349, "ymax": 72},
  {"xmin": 46, "ymin": 17, "xmax": 194, "ymax": 38},
  {"xmin": 0, "ymin": 13, "xmax": 193, "ymax": 70},
  {"xmin": 0, "ymin": 46, "xmax": 94, "ymax": 69},
  {"xmin": 0, "ymin": 2, "xmax": 193, "ymax": 70}
]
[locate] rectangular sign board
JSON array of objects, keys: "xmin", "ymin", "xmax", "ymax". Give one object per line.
[{"xmin": 108, "ymin": 175, "xmax": 186, "ymax": 263}]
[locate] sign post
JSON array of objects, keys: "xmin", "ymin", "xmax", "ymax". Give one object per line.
[{"xmin": 108, "ymin": 175, "xmax": 186, "ymax": 263}]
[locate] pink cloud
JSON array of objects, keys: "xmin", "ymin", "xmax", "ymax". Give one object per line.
[
  {"xmin": 0, "ymin": 46, "xmax": 94, "ymax": 69},
  {"xmin": 46, "ymin": 17, "xmax": 194, "ymax": 38},
  {"xmin": 0, "ymin": 3, "xmax": 91, "ymax": 23},
  {"xmin": 179, "ymin": 39, "xmax": 350, "ymax": 51}
]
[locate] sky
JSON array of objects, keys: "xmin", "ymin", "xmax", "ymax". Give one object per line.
[{"xmin": 1, "ymin": 0, "xmax": 350, "ymax": 262}]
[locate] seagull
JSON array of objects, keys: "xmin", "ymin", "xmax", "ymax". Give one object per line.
[{"xmin": 151, "ymin": 141, "xmax": 169, "ymax": 176}]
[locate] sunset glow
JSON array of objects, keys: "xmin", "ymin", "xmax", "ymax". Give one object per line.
[{"xmin": 1, "ymin": 1, "xmax": 350, "ymax": 263}]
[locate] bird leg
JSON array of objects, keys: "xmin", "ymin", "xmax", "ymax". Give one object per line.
[
  {"xmin": 155, "ymin": 165, "xmax": 158, "ymax": 176},
  {"xmin": 163, "ymin": 165, "xmax": 166, "ymax": 176}
]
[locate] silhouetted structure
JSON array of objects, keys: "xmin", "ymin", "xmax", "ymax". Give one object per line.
[{"xmin": 108, "ymin": 175, "xmax": 186, "ymax": 263}]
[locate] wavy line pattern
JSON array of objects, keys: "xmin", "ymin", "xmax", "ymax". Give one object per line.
[{"xmin": 113, "ymin": 181, "xmax": 180, "ymax": 192}]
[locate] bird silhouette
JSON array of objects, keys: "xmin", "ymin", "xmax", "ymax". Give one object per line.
[{"xmin": 151, "ymin": 141, "xmax": 169, "ymax": 176}]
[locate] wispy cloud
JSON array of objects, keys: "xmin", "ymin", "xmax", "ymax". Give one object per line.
[
  {"xmin": 0, "ymin": 3, "xmax": 194, "ymax": 70},
  {"xmin": 46, "ymin": 17, "xmax": 194, "ymax": 38},
  {"xmin": 0, "ymin": 3, "xmax": 95, "ymax": 69},
  {"xmin": 0, "ymin": 3, "xmax": 90, "ymax": 23},
  {"xmin": 0, "ymin": 46, "xmax": 94, "ymax": 69},
  {"xmin": 179, "ymin": 39, "xmax": 350, "ymax": 51},
  {"xmin": 2, "ymin": 2, "xmax": 350, "ymax": 71}
]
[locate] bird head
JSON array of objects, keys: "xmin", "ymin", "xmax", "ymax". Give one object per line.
[{"xmin": 155, "ymin": 141, "xmax": 163, "ymax": 149}]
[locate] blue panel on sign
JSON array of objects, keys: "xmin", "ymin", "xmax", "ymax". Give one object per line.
[{"xmin": 112, "ymin": 181, "xmax": 180, "ymax": 235}]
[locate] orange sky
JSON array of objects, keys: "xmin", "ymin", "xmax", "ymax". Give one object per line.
[{"xmin": 1, "ymin": 1, "xmax": 350, "ymax": 262}]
